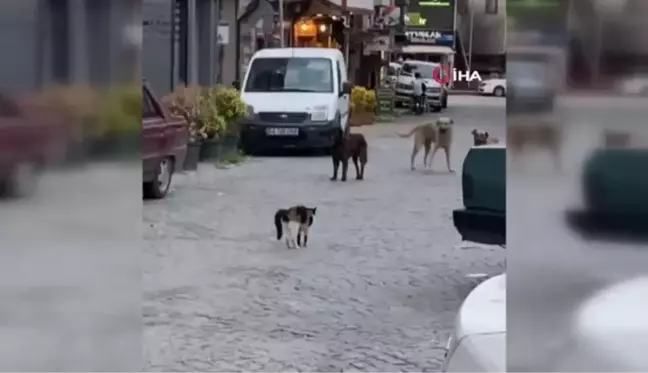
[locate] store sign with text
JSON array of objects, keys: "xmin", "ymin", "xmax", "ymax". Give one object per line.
[{"xmin": 405, "ymin": 30, "xmax": 454, "ymax": 46}]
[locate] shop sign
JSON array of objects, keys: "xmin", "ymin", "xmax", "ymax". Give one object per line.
[{"xmin": 405, "ymin": 30, "xmax": 453, "ymax": 46}]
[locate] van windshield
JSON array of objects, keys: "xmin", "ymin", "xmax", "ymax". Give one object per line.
[{"xmin": 244, "ymin": 57, "xmax": 334, "ymax": 93}]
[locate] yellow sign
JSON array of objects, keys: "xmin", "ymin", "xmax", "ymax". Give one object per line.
[{"xmin": 407, "ymin": 12, "xmax": 427, "ymax": 26}]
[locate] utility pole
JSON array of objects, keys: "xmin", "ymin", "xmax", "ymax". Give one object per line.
[
  {"xmin": 467, "ymin": 3, "xmax": 474, "ymax": 72},
  {"xmin": 279, "ymin": 0, "xmax": 285, "ymax": 47}
]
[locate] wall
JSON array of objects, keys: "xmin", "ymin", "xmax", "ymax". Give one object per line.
[{"xmin": 456, "ymin": 0, "xmax": 506, "ymax": 56}]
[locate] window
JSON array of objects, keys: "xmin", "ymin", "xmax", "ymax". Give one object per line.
[
  {"xmin": 244, "ymin": 57, "xmax": 334, "ymax": 93},
  {"xmin": 142, "ymin": 88, "xmax": 159, "ymax": 119},
  {"xmin": 401, "ymin": 62, "xmax": 437, "ymax": 79},
  {"xmin": 485, "ymin": 0, "xmax": 498, "ymax": 14}
]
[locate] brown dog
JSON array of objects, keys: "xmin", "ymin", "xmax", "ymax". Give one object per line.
[
  {"xmin": 331, "ymin": 133, "xmax": 368, "ymax": 181},
  {"xmin": 398, "ymin": 117, "xmax": 454, "ymax": 172},
  {"xmin": 508, "ymin": 119, "xmax": 561, "ymax": 168},
  {"xmin": 471, "ymin": 129, "xmax": 500, "ymax": 146}
]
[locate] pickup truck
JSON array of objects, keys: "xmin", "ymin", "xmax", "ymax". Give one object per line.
[
  {"xmin": 142, "ymin": 82, "xmax": 188, "ymax": 199},
  {"xmin": 452, "ymin": 144, "xmax": 506, "ymax": 245},
  {"xmin": 0, "ymin": 93, "xmax": 71, "ymax": 198}
]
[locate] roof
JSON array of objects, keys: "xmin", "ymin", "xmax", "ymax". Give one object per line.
[
  {"xmin": 251, "ymin": 48, "xmax": 344, "ymax": 59},
  {"xmin": 471, "ymin": 143, "xmax": 506, "ymax": 149}
]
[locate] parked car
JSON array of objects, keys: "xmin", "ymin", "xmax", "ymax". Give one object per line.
[
  {"xmin": 615, "ymin": 74, "xmax": 648, "ymax": 95},
  {"xmin": 387, "ymin": 61, "xmax": 402, "ymax": 85},
  {"xmin": 452, "ymin": 144, "xmax": 506, "ymax": 245},
  {"xmin": 142, "ymin": 82, "xmax": 188, "ymax": 199},
  {"xmin": 0, "ymin": 93, "xmax": 72, "ymax": 198},
  {"xmin": 238, "ymin": 48, "xmax": 352, "ymax": 154},
  {"xmin": 442, "ymin": 273, "xmax": 505, "ymax": 372},
  {"xmin": 478, "ymin": 78, "xmax": 506, "ymax": 97},
  {"xmin": 394, "ymin": 60, "xmax": 448, "ymax": 111}
]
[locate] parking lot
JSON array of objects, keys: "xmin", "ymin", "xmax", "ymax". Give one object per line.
[{"xmin": 143, "ymin": 96, "xmax": 506, "ymax": 372}]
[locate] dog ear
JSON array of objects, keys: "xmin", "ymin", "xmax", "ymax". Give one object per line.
[
  {"xmin": 485, "ymin": 132, "xmax": 489, "ymax": 137},
  {"xmin": 449, "ymin": 119, "xmax": 454, "ymax": 124},
  {"xmin": 312, "ymin": 207, "xmax": 317, "ymax": 215}
]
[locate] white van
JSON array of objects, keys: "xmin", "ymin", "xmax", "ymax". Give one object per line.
[{"xmin": 238, "ymin": 48, "xmax": 352, "ymax": 154}]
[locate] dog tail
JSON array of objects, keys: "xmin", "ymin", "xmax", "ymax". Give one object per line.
[
  {"xmin": 397, "ymin": 126, "xmax": 418, "ymax": 138},
  {"xmin": 274, "ymin": 210, "xmax": 283, "ymax": 240}
]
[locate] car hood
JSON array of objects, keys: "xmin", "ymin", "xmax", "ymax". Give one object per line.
[
  {"xmin": 572, "ymin": 275, "xmax": 648, "ymax": 370},
  {"xmin": 242, "ymin": 92, "xmax": 336, "ymax": 113},
  {"xmin": 457, "ymin": 273, "xmax": 506, "ymax": 339},
  {"xmin": 398, "ymin": 76, "xmax": 441, "ymax": 88}
]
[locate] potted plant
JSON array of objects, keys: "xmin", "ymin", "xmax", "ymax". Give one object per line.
[
  {"xmin": 363, "ymin": 89, "xmax": 377, "ymax": 125},
  {"xmin": 34, "ymin": 84, "xmax": 102, "ymax": 163},
  {"xmin": 162, "ymin": 84, "xmax": 204, "ymax": 170},
  {"xmin": 350, "ymin": 86, "xmax": 370, "ymax": 126},
  {"xmin": 210, "ymin": 85, "xmax": 248, "ymax": 160},
  {"xmin": 197, "ymin": 89, "xmax": 226, "ymax": 161},
  {"xmin": 92, "ymin": 84, "xmax": 141, "ymax": 158}
]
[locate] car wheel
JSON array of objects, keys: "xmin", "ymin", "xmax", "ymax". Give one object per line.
[
  {"xmin": 493, "ymin": 86, "xmax": 505, "ymax": 97},
  {"xmin": 144, "ymin": 157, "xmax": 174, "ymax": 199},
  {"xmin": 0, "ymin": 161, "xmax": 40, "ymax": 198},
  {"xmin": 432, "ymin": 105, "xmax": 442, "ymax": 113}
]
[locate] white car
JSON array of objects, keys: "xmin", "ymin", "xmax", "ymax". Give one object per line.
[
  {"xmin": 616, "ymin": 75, "xmax": 648, "ymax": 95},
  {"xmin": 442, "ymin": 273, "xmax": 506, "ymax": 372},
  {"xmin": 478, "ymin": 79, "xmax": 506, "ymax": 97},
  {"xmin": 394, "ymin": 60, "xmax": 448, "ymax": 111}
]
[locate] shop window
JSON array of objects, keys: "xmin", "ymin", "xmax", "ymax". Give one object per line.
[{"xmin": 485, "ymin": 0, "xmax": 498, "ymax": 14}]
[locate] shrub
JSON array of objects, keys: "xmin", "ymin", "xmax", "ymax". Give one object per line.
[
  {"xmin": 209, "ymin": 85, "xmax": 248, "ymax": 136},
  {"xmin": 197, "ymin": 88, "xmax": 226, "ymax": 139},
  {"xmin": 162, "ymin": 85, "xmax": 204, "ymax": 142},
  {"xmin": 95, "ymin": 85, "xmax": 141, "ymax": 137},
  {"xmin": 364, "ymin": 89, "xmax": 377, "ymax": 113}
]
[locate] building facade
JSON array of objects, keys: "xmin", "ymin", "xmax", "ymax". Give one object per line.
[
  {"xmin": 456, "ymin": 0, "xmax": 506, "ymax": 74},
  {"xmin": 0, "ymin": 0, "xmax": 140, "ymax": 94}
]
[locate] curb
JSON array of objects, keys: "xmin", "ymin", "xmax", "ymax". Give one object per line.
[{"xmin": 449, "ymin": 90, "xmax": 482, "ymax": 96}]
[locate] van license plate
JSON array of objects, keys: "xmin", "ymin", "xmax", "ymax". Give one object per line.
[{"xmin": 266, "ymin": 128, "xmax": 299, "ymax": 136}]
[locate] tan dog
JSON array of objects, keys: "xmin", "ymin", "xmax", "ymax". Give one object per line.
[
  {"xmin": 398, "ymin": 117, "xmax": 454, "ymax": 172},
  {"xmin": 508, "ymin": 119, "xmax": 561, "ymax": 168},
  {"xmin": 471, "ymin": 129, "xmax": 500, "ymax": 146}
]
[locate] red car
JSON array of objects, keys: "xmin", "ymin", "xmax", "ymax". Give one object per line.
[
  {"xmin": 0, "ymin": 93, "xmax": 70, "ymax": 197},
  {"xmin": 142, "ymin": 82, "xmax": 188, "ymax": 199}
]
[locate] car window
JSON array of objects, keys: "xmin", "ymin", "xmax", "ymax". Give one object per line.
[
  {"xmin": 244, "ymin": 57, "xmax": 334, "ymax": 93},
  {"xmin": 402, "ymin": 63, "xmax": 436, "ymax": 79},
  {"xmin": 142, "ymin": 88, "xmax": 159, "ymax": 119},
  {"xmin": 0, "ymin": 94, "xmax": 20, "ymax": 117}
]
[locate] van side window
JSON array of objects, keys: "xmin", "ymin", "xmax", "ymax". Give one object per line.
[
  {"xmin": 336, "ymin": 61, "xmax": 342, "ymax": 91},
  {"xmin": 142, "ymin": 88, "xmax": 159, "ymax": 119}
]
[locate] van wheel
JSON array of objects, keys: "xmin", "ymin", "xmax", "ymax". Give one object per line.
[
  {"xmin": 493, "ymin": 86, "xmax": 505, "ymax": 97},
  {"xmin": 144, "ymin": 157, "xmax": 174, "ymax": 199},
  {"xmin": 432, "ymin": 105, "xmax": 442, "ymax": 113}
]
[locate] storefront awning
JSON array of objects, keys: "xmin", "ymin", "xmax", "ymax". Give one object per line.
[{"xmin": 399, "ymin": 45, "xmax": 454, "ymax": 54}]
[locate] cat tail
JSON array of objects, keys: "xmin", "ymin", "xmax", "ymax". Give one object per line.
[{"xmin": 274, "ymin": 210, "xmax": 283, "ymax": 240}]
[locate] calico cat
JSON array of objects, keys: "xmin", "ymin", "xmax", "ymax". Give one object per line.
[{"xmin": 274, "ymin": 205, "xmax": 316, "ymax": 249}]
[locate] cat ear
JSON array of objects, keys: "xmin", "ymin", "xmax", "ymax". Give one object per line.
[
  {"xmin": 312, "ymin": 207, "xmax": 317, "ymax": 214},
  {"xmin": 472, "ymin": 129, "xmax": 477, "ymax": 135},
  {"xmin": 485, "ymin": 132, "xmax": 489, "ymax": 137}
]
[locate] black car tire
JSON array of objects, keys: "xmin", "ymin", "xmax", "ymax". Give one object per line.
[
  {"xmin": 493, "ymin": 86, "xmax": 505, "ymax": 97},
  {"xmin": 431, "ymin": 105, "xmax": 442, "ymax": 113},
  {"xmin": 144, "ymin": 157, "xmax": 174, "ymax": 199}
]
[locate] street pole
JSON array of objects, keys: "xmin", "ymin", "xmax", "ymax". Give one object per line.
[
  {"xmin": 467, "ymin": 5, "xmax": 474, "ymax": 72},
  {"xmin": 279, "ymin": 0, "xmax": 285, "ymax": 47}
]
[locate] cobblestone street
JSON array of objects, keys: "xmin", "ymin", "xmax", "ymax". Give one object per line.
[{"xmin": 143, "ymin": 97, "xmax": 506, "ymax": 372}]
